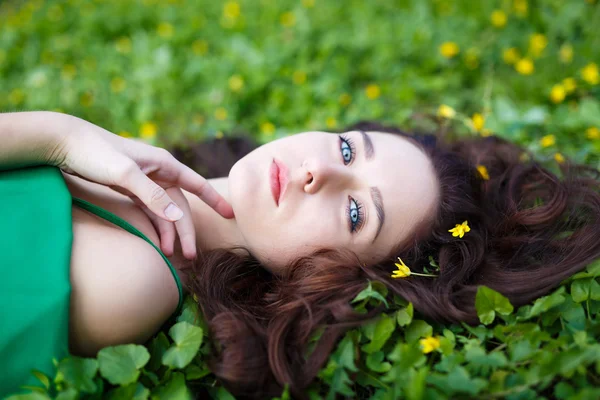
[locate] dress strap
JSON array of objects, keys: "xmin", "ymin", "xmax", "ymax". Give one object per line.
[{"xmin": 71, "ymin": 197, "xmax": 183, "ymax": 317}]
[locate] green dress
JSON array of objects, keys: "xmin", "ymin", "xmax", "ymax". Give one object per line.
[{"xmin": 0, "ymin": 165, "xmax": 183, "ymax": 397}]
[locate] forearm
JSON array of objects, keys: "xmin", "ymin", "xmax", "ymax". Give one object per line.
[{"xmin": 0, "ymin": 111, "xmax": 71, "ymax": 170}]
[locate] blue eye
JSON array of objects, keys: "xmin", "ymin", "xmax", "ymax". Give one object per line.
[
  {"xmin": 346, "ymin": 195, "xmax": 364, "ymax": 233},
  {"xmin": 339, "ymin": 134, "xmax": 356, "ymax": 165}
]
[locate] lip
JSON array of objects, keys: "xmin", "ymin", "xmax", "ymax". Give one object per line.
[{"xmin": 270, "ymin": 158, "xmax": 289, "ymax": 206}]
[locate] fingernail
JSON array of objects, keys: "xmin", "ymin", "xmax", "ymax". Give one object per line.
[{"xmin": 165, "ymin": 203, "xmax": 183, "ymax": 221}]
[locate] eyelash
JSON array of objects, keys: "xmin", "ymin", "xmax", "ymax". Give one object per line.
[
  {"xmin": 339, "ymin": 134, "xmax": 364, "ymax": 233},
  {"xmin": 339, "ymin": 134, "xmax": 356, "ymax": 165}
]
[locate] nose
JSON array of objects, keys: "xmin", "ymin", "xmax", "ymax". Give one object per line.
[{"xmin": 302, "ymin": 158, "xmax": 354, "ymax": 194}]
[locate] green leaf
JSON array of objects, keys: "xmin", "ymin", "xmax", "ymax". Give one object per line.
[
  {"xmin": 107, "ymin": 382, "xmax": 149, "ymax": 400},
  {"xmin": 571, "ymin": 279, "xmax": 591, "ymax": 302},
  {"xmin": 405, "ymin": 320, "xmax": 433, "ymax": 343},
  {"xmin": 31, "ymin": 370, "xmax": 50, "ymax": 390},
  {"xmin": 351, "ymin": 280, "xmax": 389, "ymax": 308},
  {"xmin": 365, "ymin": 351, "xmax": 392, "ymax": 373},
  {"xmin": 429, "ymin": 366, "xmax": 487, "ymax": 396},
  {"xmin": 5, "ymin": 394, "xmax": 52, "ymax": 400},
  {"xmin": 55, "ymin": 388, "xmax": 78, "ymax": 400},
  {"xmin": 570, "ymin": 260, "xmax": 600, "ymax": 280},
  {"xmin": 405, "ymin": 366, "xmax": 428, "ymax": 400},
  {"xmin": 361, "ymin": 313, "xmax": 396, "ymax": 354},
  {"xmin": 272, "ymin": 384, "xmax": 291, "ymax": 400},
  {"xmin": 396, "ymin": 303, "xmax": 414, "ymax": 327},
  {"xmin": 332, "ymin": 333, "xmax": 358, "ymax": 372},
  {"xmin": 98, "ymin": 344, "xmax": 150, "ymax": 386},
  {"xmin": 162, "ymin": 322, "xmax": 204, "ymax": 369},
  {"xmin": 177, "ymin": 295, "xmax": 207, "ymax": 331},
  {"xmin": 517, "ymin": 286, "xmax": 566, "ymax": 320},
  {"xmin": 475, "ymin": 286, "xmax": 514, "ymax": 325},
  {"xmin": 183, "ymin": 364, "xmax": 211, "ymax": 380},
  {"xmin": 326, "ymin": 368, "xmax": 355, "ymax": 399},
  {"xmin": 55, "ymin": 356, "xmax": 98, "ymax": 393},
  {"xmin": 147, "ymin": 332, "xmax": 170, "ymax": 372},
  {"xmin": 150, "ymin": 372, "xmax": 191, "ymax": 400}
]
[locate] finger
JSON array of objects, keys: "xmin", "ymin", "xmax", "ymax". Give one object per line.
[
  {"xmin": 133, "ymin": 198, "xmax": 177, "ymax": 257},
  {"xmin": 143, "ymin": 149, "xmax": 235, "ymax": 219},
  {"xmin": 167, "ymin": 187, "xmax": 197, "ymax": 260},
  {"xmin": 118, "ymin": 162, "xmax": 184, "ymax": 222}
]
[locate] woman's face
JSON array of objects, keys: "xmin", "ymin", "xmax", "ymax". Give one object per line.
[{"xmin": 228, "ymin": 130, "xmax": 439, "ymax": 273}]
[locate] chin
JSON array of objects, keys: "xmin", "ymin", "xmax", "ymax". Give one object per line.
[{"xmin": 228, "ymin": 158, "xmax": 260, "ymax": 225}]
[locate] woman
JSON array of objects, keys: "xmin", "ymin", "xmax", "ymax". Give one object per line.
[{"xmin": 1, "ymin": 111, "xmax": 599, "ymax": 399}]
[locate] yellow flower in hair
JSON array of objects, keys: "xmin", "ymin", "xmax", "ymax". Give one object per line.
[
  {"xmin": 419, "ymin": 335, "xmax": 441, "ymax": 354},
  {"xmin": 391, "ymin": 258, "xmax": 438, "ymax": 279},
  {"xmin": 476, "ymin": 165, "xmax": 490, "ymax": 180},
  {"xmin": 448, "ymin": 220, "xmax": 470, "ymax": 238}
]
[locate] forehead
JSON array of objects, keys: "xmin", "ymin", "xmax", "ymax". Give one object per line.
[{"xmin": 362, "ymin": 131, "xmax": 439, "ymax": 259}]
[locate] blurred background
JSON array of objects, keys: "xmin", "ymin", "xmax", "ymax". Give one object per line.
[{"xmin": 1, "ymin": 0, "xmax": 598, "ymax": 166}]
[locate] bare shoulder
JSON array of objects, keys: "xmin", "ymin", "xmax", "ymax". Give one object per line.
[{"xmin": 63, "ymin": 172, "xmax": 179, "ymax": 357}]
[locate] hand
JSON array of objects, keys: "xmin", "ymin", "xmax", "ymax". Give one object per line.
[{"xmin": 55, "ymin": 114, "xmax": 234, "ymax": 260}]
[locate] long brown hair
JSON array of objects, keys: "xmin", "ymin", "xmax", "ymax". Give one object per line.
[{"xmin": 170, "ymin": 121, "xmax": 600, "ymax": 399}]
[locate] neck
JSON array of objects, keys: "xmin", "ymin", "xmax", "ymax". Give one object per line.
[{"xmin": 167, "ymin": 177, "xmax": 247, "ymax": 271}]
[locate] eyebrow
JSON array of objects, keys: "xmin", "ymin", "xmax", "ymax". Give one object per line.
[{"xmin": 359, "ymin": 130, "xmax": 385, "ymax": 244}]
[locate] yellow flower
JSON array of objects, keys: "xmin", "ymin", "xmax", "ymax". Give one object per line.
[
  {"xmin": 472, "ymin": 113, "xmax": 485, "ymax": 131},
  {"xmin": 192, "ymin": 39, "xmax": 208, "ymax": 55},
  {"xmin": 61, "ymin": 64, "xmax": 77, "ymax": 80},
  {"xmin": 550, "ymin": 84, "xmax": 566, "ymax": 104},
  {"xmin": 559, "ymin": 44, "xmax": 573, "ymax": 64},
  {"xmin": 540, "ymin": 134, "xmax": 556, "ymax": 148},
  {"xmin": 448, "ymin": 220, "xmax": 470, "ymax": 238},
  {"xmin": 476, "ymin": 165, "xmax": 490, "ymax": 180},
  {"xmin": 157, "ymin": 22, "xmax": 174, "ymax": 38},
  {"xmin": 223, "ymin": 1, "xmax": 240, "ymax": 19},
  {"xmin": 215, "ymin": 107, "xmax": 228, "ymax": 121},
  {"xmin": 503, "ymin": 48, "xmax": 520, "ymax": 65},
  {"xmin": 302, "ymin": 0, "xmax": 315, "ymax": 7},
  {"xmin": 513, "ymin": 0, "xmax": 528, "ymax": 17},
  {"xmin": 110, "ymin": 77, "xmax": 126, "ymax": 93},
  {"xmin": 581, "ymin": 63, "xmax": 599, "ymax": 85},
  {"xmin": 562, "ymin": 78, "xmax": 576, "ymax": 94},
  {"xmin": 586, "ymin": 127, "xmax": 599, "ymax": 140},
  {"xmin": 115, "ymin": 36, "xmax": 132, "ymax": 54},
  {"xmin": 391, "ymin": 257, "xmax": 438, "ymax": 279},
  {"xmin": 325, "ymin": 117, "xmax": 337, "ymax": 129},
  {"xmin": 490, "ymin": 10, "xmax": 507, "ymax": 28},
  {"xmin": 79, "ymin": 92, "xmax": 94, "ymax": 107},
  {"xmin": 215, "ymin": 131, "xmax": 224, "ymax": 139},
  {"xmin": 339, "ymin": 93, "xmax": 352, "ymax": 107},
  {"xmin": 554, "ymin": 153, "xmax": 565, "ymax": 164},
  {"xmin": 280, "ymin": 11, "xmax": 296, "ymax": 28},
  {"xmin": 139, "ymin": 122, "xmax": 157, "ymax": 139},
  {"xmin": 437, "ymin": 104, "xmax": 456, "ymax": 119},
  {"xmin": 515, "ymin": 58, "xmax": 534, "ymax": 75},
  {"xmin": 529, "ymin": 34, "xmax": 547, "ymax": 58},
  {"xmin": 365, "ymin": 84, "xmax": 381, "ymax": 100},
  {"xmin": 293, "ymin": 70, "xmax": 307, "ymax": 85},
  {"xmin": 118, "ymin": 131, "xmax": 132, "ymax": 138},
  {"xmin": 419, "ymin": 336, "xmax": 441, "ymax": 354},
  {"xmin": 391, "ymin": 257, "xmax": 411, "ymax": 278},
  {"xmin": 228, "ymin": 74, "xmax": 244, "ymax": 92},
  {"xmin": 439, "ymin": 41, "xmax": 460, "ymax": 59},
  {"xmin": 261, "ymin": 121, "xmax": 275, "ymax": 136}
]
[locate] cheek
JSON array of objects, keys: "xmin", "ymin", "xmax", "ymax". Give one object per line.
[{"xmin": 242, "ymin": 205, "xmax": 342, "ymax": 269}]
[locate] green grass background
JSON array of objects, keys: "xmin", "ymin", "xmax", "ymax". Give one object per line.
[{"xmin": 2, "ymin": 0, "xmax": 600, "ymax": 399}]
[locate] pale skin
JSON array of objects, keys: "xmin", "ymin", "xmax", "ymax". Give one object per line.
[{"xmin": 0, "ymin": 112, "xmax": 439, "ymax": 356}]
